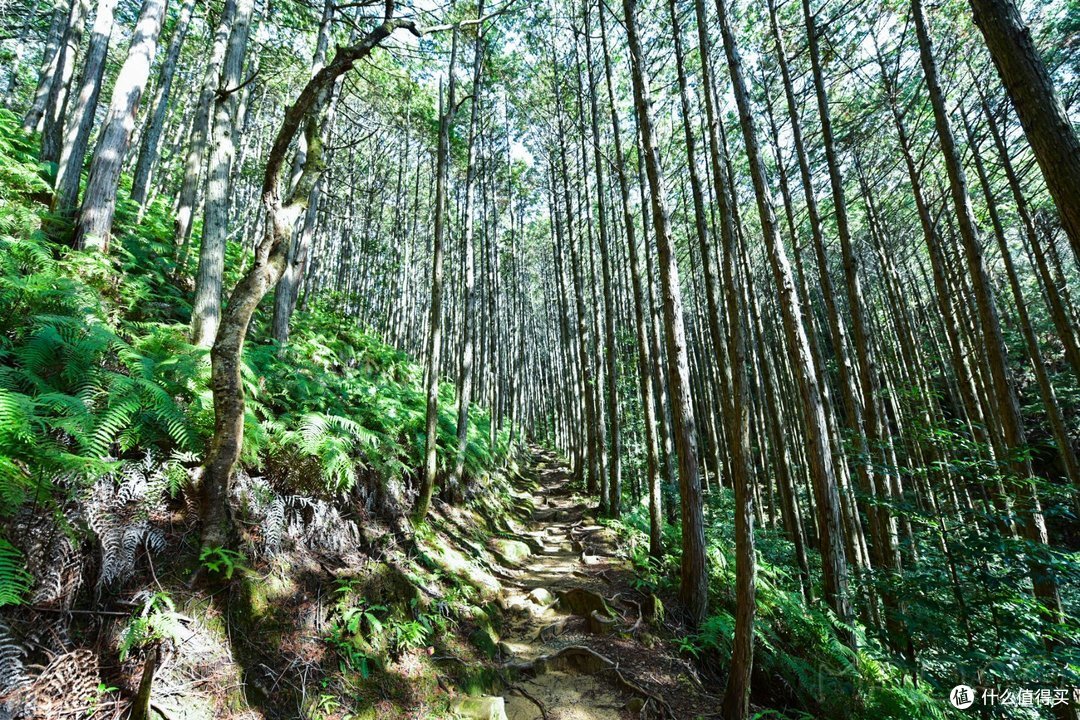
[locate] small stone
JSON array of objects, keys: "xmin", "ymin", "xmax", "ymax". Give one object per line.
[
  {"xmin": 625, "ymin": 697, "xmax": 645, "ymax": 713},
  {"xmin": 452, "ymin": 696, "xmax": 507, "ymax": 720},
  {"xmin": 527, "ymin": 588, "xmax": 554, "ymax": 606}
]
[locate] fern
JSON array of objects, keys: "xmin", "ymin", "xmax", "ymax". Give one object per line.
[
  {"xmin": 118, "ymin": 591, "xmax": 185, "ymax": 661},
  {"xmin": 0, "ymin": 619, "xmax": 26, "ymax": 696},
  {"xmin": 0, "ymin": 539, "xmax": 31, "ymax": 607}
]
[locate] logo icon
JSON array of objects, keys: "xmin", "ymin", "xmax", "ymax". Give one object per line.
[{"xmin": 950, "ymin": 685, "xmax": 976, "ymax": 709}]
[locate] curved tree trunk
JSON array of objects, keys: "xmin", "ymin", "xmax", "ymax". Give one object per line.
[{"xmin": 200, "ymin": 12, "xmax": 421, "ymax": 546}]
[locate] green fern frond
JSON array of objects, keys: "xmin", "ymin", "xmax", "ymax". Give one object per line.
[{"xmin": 0, "ymin": 539, "xmax": 31, "ymax": 607}]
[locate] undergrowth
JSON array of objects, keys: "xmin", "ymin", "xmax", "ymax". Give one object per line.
[{"xmin": 0, "ymin": 107, "xmax": 521, "ymax": 719}]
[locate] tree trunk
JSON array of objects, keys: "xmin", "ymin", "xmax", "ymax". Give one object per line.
[
  {"xmin": 452, "ymin": 0, "xmax": 486, "ymax": 492},
  {"xmin": 51, "ymin": 0, "xmax": 117, "ymax": 227},
  {"xmin": 191, "ymin": 0, "xmax": 255, "ymax": 347},
  {"xmin": 200, "ymin": 12, "xmax": 421, "ymax": 546},
  {"xmin": 913, "ymin": 0, "xmax": 1066, "ymax": 663},
  {"xmin": 22, "ymin": 0, "xmax": 69, "ymax": 133},
  {"xmin": 622, "ymin": 0, "xmax": 707, "ymax": 627},
  {"xmin": 715, "ymin": 0, "xmax": 853, "ymax": 640},
  {"xmin": 582, "ymin": 0, "xmax": 622, "ymax": 519},
  {"xmin": 175, "ymin": 0, "xmax": 238, "ymax": 262},
  {"xmin": 131, "ymin": 0, "xmax": 197, "ymax": 210},
  {"xmin": 969, "ymin": 0, "xmax": 1080, "ymax": 261},
  {"xmin": 74, "ymin": 0, "xmax": 169, "ymax": 252},
  {"xmin": 414, "ymin": 29, "xmax": 459, "ymax": 526},
  {"xmin": 40, "ymin": 0, "xmax": 86, "ymax": 165},
  {"xmin": 598, "ymin": 0, "xmax": 661, "ymax": 554}
]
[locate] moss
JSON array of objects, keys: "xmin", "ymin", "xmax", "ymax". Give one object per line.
[
  {"xmin": 488, "ymin": 538, "xmax": 531, "ymax": 564},
  {"xmin": 469, "ymin": 623, "xmax": 500, "ymax": 660}
]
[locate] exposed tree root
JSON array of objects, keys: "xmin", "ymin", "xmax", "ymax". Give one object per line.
[
  {"xmin": 502, "ymin": 645, "xmax": 674, "ymax": 718},
  {"xmin": 508, "ymin": 684, "xmax": 549, "ymax": 720}
]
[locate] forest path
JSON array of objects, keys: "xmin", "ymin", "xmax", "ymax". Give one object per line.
[{"xmin": 488, "ymin": 448, "xmax": 711, "ymax": 720}]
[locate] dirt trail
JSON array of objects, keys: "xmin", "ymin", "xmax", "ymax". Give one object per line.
[{"xmin": 487, "ymin": 448, "xmax": 710, "ymax": 720}]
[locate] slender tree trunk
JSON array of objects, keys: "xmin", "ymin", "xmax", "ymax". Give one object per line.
[
  {"xmin": 913, "ymin": 0, "xmax": 1066, "ymax": 665},
  {"xmin": 191, "ymin": 0, "xmax": 255, "ymax": 347},
  {"xmin": 74, "ymin": 0, "xmax": 169, "ymax": 251},
  {"xmin": 452, "ymin": 0, "xmax": 486, "ymax": 492},
  {"xmin": 22, "ymin": 0, "xmax": 69, "ymax": 133},
  {"xmin": 175, "ymin": 0, "xmax": 238, "ymax": 262},
  {"xmin": 131, "ymin": 0, "xmax": 197, "ymax": 210},
  {"xmin": 961, "ymin": 111, "xmax": 1080, "ymax": 493},
  {"xmin": 414, "ymin": 29, "xmax": 459, "ymax": 525},
  {"xmin": 969, "ymin": 0, "xmax": 1080, "ymax": 261},
  {"xmin": 715, "ymin": 0, "xmax": 853, "ymax": 639},
  {"xmin": 40, "ymin": 0, "xmax": 86, "ymax": 165},
  {"xmin": 271, "ymin": 0, "xmax": 337, "ymax": 348},
  {"xmin": 597, "ymin": 0, "xmax": 661, "ymax": 552},
  {"xmin": 583, "ymin": 0, "xmax": 622, "ymax": 518},
  {"xmin": 51, "ymin": 0, "xmax": 117, "ymax": 227},
  {"xmin": 622, "ymin": 0, "xmax": 707, "ymax": 627}
]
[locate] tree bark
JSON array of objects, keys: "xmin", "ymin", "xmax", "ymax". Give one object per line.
[
  {"xmin": 191, "ymin": 0, "xmax": 255, "ymax": 347},
  {"xmin": 22, "ymin": 0, "xmax": 69, "ymax": 133},
  {"xmin": 969, "ymin": 0, "xmax": 1080, "ymax": 262},
  {"xmin": 414, "ymin": 28, "xmax": 459, "ymax": 526},
  {"xmin": 51, "ymin": 0, "xmax": 117, "ymax": 227},
  {"xmin": 715, "ymin": 0, "xmax": 853, "ymax": 640},
  {"xmin": 131, "ymin": 0, "xmax": 197, "ymax": 210},
  {"xmin": 74, "ymin": 0, "xmax": 169, "ymax": 251},
  {"xmin": 452, "ymin": 0, "xmax": 486, "ymax": 493},
  {"xmin": 598, "ymin": 0, "xmax": 661, "ymax": 554},
  {"xmin": 200, "ymin": 11, "xmax": 421, "ymax": 546},
  {"xmin": 622, "ymin": 0, "xmax": 707, "ymax": 627},
  {"xmin": 175, "ymin": 0, "xmax": 238, "ymax": 262},
  {"xmin": 912, "ymin": 0, "xmax": 1066, "ymax": 661}
]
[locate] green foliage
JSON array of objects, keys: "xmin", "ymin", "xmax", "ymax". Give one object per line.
[
  {"xmin": 199, "ymin": 547, "xmax": 248, "ymax": 580},
  {"xmin": 118, "ymin": 591, "xmax": 186, "ymax": 661},
  {"xmin": 0, "ymin": 106, "xmax": 510, "ymax": 528},
  {"xmin": 0, "ymin": 538, "xmax": 31, "ymax": 607},
  {"xmin": 613, "ymin": 489, "xmax": 951, "ymax": 720}
]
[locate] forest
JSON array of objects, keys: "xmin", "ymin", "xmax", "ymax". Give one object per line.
[{"xmin": 0, "ymin": 0, "xmax": 1078, "ymax": 717}]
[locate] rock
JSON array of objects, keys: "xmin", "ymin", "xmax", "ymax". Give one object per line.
[
  {"xmin": 625, "ymin": 697, "xmax": 646, "ymax": 713},
  {"xmin": 527, "ymin": 588, "xmax": 554, "ymax": 606},
  {"xmin": 452, "ymin": 696, "xmax": 507, "ymax": 720},
  {"xmin": 490, "ymin": 538, "xmax": 532, "ymax": 564},
  {"xmin": 469, "ymin": 625, "xmax": 499, "ymax": 659}
]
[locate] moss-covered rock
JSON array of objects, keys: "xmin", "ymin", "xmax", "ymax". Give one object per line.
[
  {"xmin": 451, "ymin": 696, "xmax": 507, "ymax": 720},
  {"xmin": 488, "ymin": 538, "xmax": 531, "ymax": 564}
]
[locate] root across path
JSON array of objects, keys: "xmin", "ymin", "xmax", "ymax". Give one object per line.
[{"xmin": 466, "ymin": 448, "xmax": 713, "ymax": 720}]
